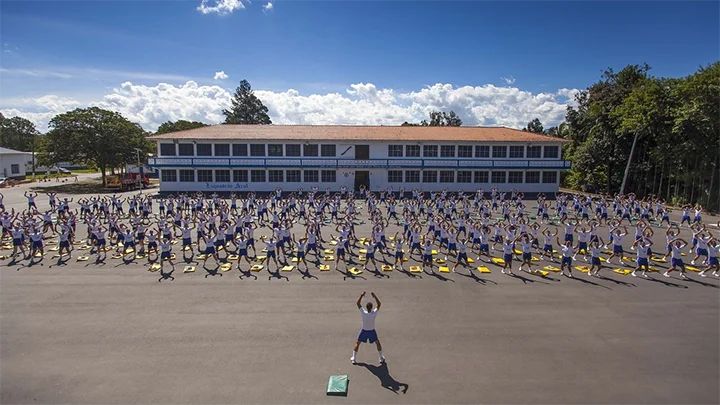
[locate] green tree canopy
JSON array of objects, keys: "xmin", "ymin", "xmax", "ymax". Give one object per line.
[
  {"xmin": 401, "ymin": 110, "xmax": 463, "ymax": 127},
  {"xmin": 222, "ymin": 80, "xmax": 272, "ymax": 125},
  {"xmin": 155, "ymin": 120, "xmax": 209, "ymax": 135},
  {"xmin": 0, "ymin": 113, "xmax": 41, "ymax": 152},
  {"xmin": 41, "ymin": 107, "xmax": 151, "ymax": 185},
  {"xmin": 522, "ymin": 118, "xmax": 545, "ymax": 134}
]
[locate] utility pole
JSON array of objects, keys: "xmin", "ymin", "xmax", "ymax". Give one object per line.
[
  {"xmin": 133, "ymin": 148, "xmax": 143, "ymax": 191},
  {"xmin": 619, "ymin": 131, "xmax": 639, "ymax": 196}
]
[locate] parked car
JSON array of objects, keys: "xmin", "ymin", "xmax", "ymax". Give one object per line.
[
  {"xmin": 0, "ymin": 177, "xmax": 7, "ymax": 187},
  {"xmin": 58, "ymin": 168, "xmax": 71, "ymax": 174}
]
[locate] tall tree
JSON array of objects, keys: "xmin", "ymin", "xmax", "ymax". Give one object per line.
[
  {"xmin": 155, "ymin": 120, "xmax": 209, "ymax": 135},
  {"xmin": 0, "ymin": 114, "xmax": 41, "ymax": 152},
  {"xmin": 522, "ymin": 118, "xmax": 544, "ymax": 134},
  {"xmin": 401, "ymin": 110, "xmax": 462, "ymax": 127},
  {"xmin": 222, "ymin": 80, "xmax": 272, "ymax": 125},
  {"xmin": 41, "ymin": 107, "xmax": 151, "ymax": 185}
]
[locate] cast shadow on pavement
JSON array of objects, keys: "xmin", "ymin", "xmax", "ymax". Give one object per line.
[{"xmin": 355, "ymin": 362, "xmax": 409, "ymax": 395}]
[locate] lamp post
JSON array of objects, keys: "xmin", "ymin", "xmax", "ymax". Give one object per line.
[{"xmin": 133, "ymin": 148, "xmax": 143, "ymax": 191}]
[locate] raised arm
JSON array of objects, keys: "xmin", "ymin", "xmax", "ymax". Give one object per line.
[
  {"xmin": 371, "ymin": 292, "xmax": 381, "ymax": 310},
  {"xmin": 356, "ymin": 291, "xmax": 366, "ymax": 309}
]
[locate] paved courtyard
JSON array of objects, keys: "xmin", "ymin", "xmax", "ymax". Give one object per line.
[{"xmin": 1, "ymin": 180, "xmax": 718, "ymax": 404}]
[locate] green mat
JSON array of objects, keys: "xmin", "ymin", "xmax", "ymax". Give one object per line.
[{"xmin": 327, "ymin": 375, "xmax": 349, "ymax": 396}]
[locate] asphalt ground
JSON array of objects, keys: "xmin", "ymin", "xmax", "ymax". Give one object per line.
[{"xmin": 1, "ymin": 184, "xmax": 719, "ymax": 404}]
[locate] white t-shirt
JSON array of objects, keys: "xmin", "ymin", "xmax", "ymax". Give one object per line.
[{"xmin": 360, "ymin": 308, "xmax": 378, "ymax": 331}]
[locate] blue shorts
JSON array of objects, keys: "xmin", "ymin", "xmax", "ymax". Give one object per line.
[
  {"xmin": 395, "ymin": 251, "xmax": 403, "ymax": 259},
  {"xmin": 97, "ymin": 239, "xmax": 106, "ymax": 246},
  {"xmin": 32, "ymin": 241, "xmax": 43, "ymax": 249},
  {"xmin": 357, "ymin": 329, "xmax": 378, "ymax": 343},
  {"xmin": 565, "ymin": 234, "xmax": 574, "ymax": 242},
  {"xmin": 337, "ymin": 249, "xmax": 345, "ymax": 256},
  {"xmin": 422, "ymin": 254, "xmax": 432, "ymax": 263},
  {"xmin": 205, "ymin": 246, "xmax": 215, "ymax": 254},
  {"xmin": 448, "ymin": 243, "xmax": 457, "ymax": 252},
  {"xmin": 457, "ymin": 252, "xmax": 467, "ymax": 261},
  {"xmin": 59, "ymin": 241, "xmax": 70, "ymax": 248},
  {"xmin": 613, "ymin": 245, "xmax": 623, "ymax": 254},
  {"xmin": 365, "ymin": 252, "xmax": 374, "ymax": 259},
  {"xmin": 12, "ymin": 238, "xmax": 22, "ymax": 246},
  {"xmin": 578, "ymin": 242, "xmax": 587, "ymax": 252},
  {"xmin": 503, "ymin": 253, "xmax": 512, "ymax": 263},
  {"xmin": 267, "ymin": 251, "xmax": 276, "ymax": 258},
  {"xmin": 708, "ymin": 257, "xmax": 718, "ymax": 266},
  {"xmin": 561, "ymin": 257, "xmax": 572, "ymax": 265},
  {"xmin": 636, "ymin": 257, "xmax": 648, "ymax": 267},
  {"xmin": 411, "ymin": 242, "xmax": 420, "ymax": 250},
  {"xmin": 225, "ymin": 235, "xmax": 233, "ymax": 242},
  {"xmin": 148, "ymin": 242, "xmax": 157, "ymax": 250},
  {"xmin": 696, "ymin": 248, "xmax": 708, "ymax": 256},
  {"xmin": 161, "ymin": 251, "xmax": 171, "ymax": 260},
  {"xmin": 522, "ymin": 252, "xmax": 531, "ymax": 261},
  {"xmin": 681, "ymin": 216, "xmax": 691, "ymax": 222},
  {"xmin": 480, "ymin": 244, "xmax": 489, "ymax": 252},
  {"xmin": 591, "ymin": 257, "xmax": 601, "ymax": 265},
  {"xmin": 543, "ymin": 244, "xmax": 553, "ymax": 252},
  {"xmin": 671, "ymin": 258, "xmax": 684, "ymax": 268},
  {"xmin": 297, "ymin": 252, "xmax": 305, "ymax": 260},
  {"xmin": 239, "ymin": 249, "xmax": 248, "ymax": 257},
  {"xmin": 307, "ymin": 243, "xmax": 317, "ymax": 251},
  {"xmin": 183, "ymin": 238, "xmax": 192, "ymax": 246}
]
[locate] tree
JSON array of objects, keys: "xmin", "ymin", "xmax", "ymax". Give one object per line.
[
  {"xmin": 222, "ymin": 80, "xmax": 272, "ymax": 125},
  {"xmin": 41, "ymin": 107, "xmax": 151, "ymax": 186},
  {"xmin": 0, "ymin": 114, "xmax": 41, "ymax": 152},
  {"xmin": 401, "ymin": 110, "xmax": 462, "ymax": 127},
  {"xmin": 155, "ymin": 120, "xmax": 209, "ymax": 135},
  {"xmin": 522, "ymin": 118, "xmax": 544, "ymax": 134}
]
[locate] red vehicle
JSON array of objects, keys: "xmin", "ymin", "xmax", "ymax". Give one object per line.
[{"xmin": 106, "ymin": 173, "xmax": 150, "ymax": 191}]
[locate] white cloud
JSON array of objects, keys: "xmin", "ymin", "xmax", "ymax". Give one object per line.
[
  {"xmin": 263, "ymin": 1, "xmax": 274, "ymax": 12},
  {"xmin": 0, "ymin": 67, "xmax": 190, "ymax": 82},
  {"xmin": 1, "ymin": 81, "xmax": 579, "ymax": 133},
  {"xmin": 213, "ymin": 71, "xmax": 229, "ymax": 80},
  {"xmin": 501, "ymin": 76, "xmax": 516, "ymax": 85},
  {"xmin": 197, "ymin": 0, "xmax": 245, "ymax": 15}
]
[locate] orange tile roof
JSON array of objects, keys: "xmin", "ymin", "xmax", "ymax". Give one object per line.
[{"xmin": 149, "ymin": 125, "xmax": 568, "ymax": 143}]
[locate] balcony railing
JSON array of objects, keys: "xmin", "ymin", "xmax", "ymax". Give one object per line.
[{"xmin": 147, "ymin": 157, "xmax": 572, "ymax": 170}]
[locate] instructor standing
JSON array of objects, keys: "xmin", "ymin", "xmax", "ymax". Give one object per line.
[{"xmin": 351, "ymin": 291, "xmax": 385, "ymax": 365}]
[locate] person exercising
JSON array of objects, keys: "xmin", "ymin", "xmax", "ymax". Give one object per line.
[{"xmin": 351, "ymin": 291, "xmax": 385, "ymax": 365}]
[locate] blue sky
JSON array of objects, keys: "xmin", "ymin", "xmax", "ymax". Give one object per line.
[{"xmin": 1, "ymin": 1, "xmax": 718, "ymax": 131}]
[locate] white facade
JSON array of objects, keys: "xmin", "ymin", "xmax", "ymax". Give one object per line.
[
  {"xmin": 149, "ymin": 132, "xmax": 570, "ymax": 194},
  {"xmin": 0, "ymin": 147, "xmax": 31, "ymax": 179}
]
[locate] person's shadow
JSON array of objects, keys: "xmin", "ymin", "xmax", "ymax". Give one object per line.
[{"xmin": 356, "ymin": 362, "xmax": 409, "ymax": 395}]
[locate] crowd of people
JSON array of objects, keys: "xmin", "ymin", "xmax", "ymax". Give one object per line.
[{"xmin": 1, "ymin": 187, "xmax": 717, "ymax": 281}]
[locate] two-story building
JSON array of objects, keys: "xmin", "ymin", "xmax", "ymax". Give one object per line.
[{"xmin": 148, "ymin": 125, "xmax": 570, "ymax": 194}]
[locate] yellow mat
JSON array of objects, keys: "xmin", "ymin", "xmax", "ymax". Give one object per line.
[
  {"xmin": 183, "ymin": 265, "xmax": 195, "ymax": 273},
  {"xmin": 282, "ymin": 265, "xmax": 294, "ymax": 272},
  {"xmin": 250, "ymin": 264, "xmax": 264, "ymax": 272},
  {"xmin": 613, "ymin": 269, "xmax": 632, "ymax": 275},
  {"xmin": 381, "ymin": 265, "xmax": 393, "ymax": 271},
  {"xmin": 49, "ymin": 246, "xmax": 60, "ymax": 251},
  {"xmin": 431, "ymin": 250, "xmax": 438, "ymax": 255},
  {"xmin": 435, "ymin": 259, "xmax": 446, "ymax": 264},
  {"xmin": 111, "ymin": 254, "xmax": 123, "ymax": 260},
  {"xmin": 544, "ymin": 266, "xmax": 561, "ymax": 272},
  {"xmin": 228, "ymin": 254, "xmax": 239, "ymax": 261},
  {"xmin": 324, "ymin": 249, "xmax": 334, "ymax": 254},
  {"xmin": 359, "ymin": 256, "xmax": 366, "ymax": 261},
  {"xmin": 320, "ymin": 264, "xmax": 331, "ymax": 271},
  {"xmin": 324, "ymin": 255, "xmax": 335, "ymax": 261},
  {"xmin": 255, "ymin": 255, "xmax": 267, "ymax": 262},
  {"xmin": 291, "ymin": 257, "xmax": 299, "ymax": 262},
  {"xmin": 220, "ymin": 263, "xmax": 233, "ymax": 272},
  {"xmin": 477, "ymin": 266, "xmax": 491, "ymax": 273},
  {"xmin": 439, "ymin": 266, "xmax": 450, "ymax": 273},
  {"xmin": 409, "ymin": 266, "xmax": 422, "ymax": 273},
  {"xmin": 492, "ymin": 257, "xmax": 505, "ymax": 265},
  {"xmin": 467, "ymin": 257, "xmax": 475, "ymax": 263},
  {"xmin": 329, "ymin": 241, "xmax": 338, "ymax": 246},
  {"xmin": 533, "ymin": 270, "xmax": 549, "ymax": 276},
  {"xmin": 650, "ymin": 257, "xmax": 667, "ymax": 263},
  {"xmin": 148, "ymin": 263, "xmax": 161, "ymax": 272},
  {"xmin": 359, "ymin": 249, "xmax": 367, "ymax": 254},
  {"xmin": 685, "ymin": 265, "xmax": 700, "ymax": 272},
  {"xmin": 575, "ymin": 266, "xmax": 590, "ymax": 273},
  {"xmin": 78, "ymin": 246, "xmax": 92, "ymax": 251},
  {"xmin": 197, "ymin": 254, "xmax": 208, "ymax": 260},
  {"xmin": 348, "ymin": 267, "xmax": 363, "ymax": 275}
]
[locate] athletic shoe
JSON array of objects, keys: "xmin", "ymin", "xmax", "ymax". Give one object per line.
[
  {"xmin": 631, "ymin": 272, "xmax": 636, "ymax": 277},
  {"xmin": 379, "ymin": 356, "xmax": 386, "ymax": 364},
  {"xmin": 663, "ymin": 272, "xmax": 670, "ymax": 278},
  {"xmin": 680, "ymin": 274, "xmax": 688, "ymax": 279},
  {"xmin": 691, "ymin": 260, "xmax": 696, "ymax": 265},
  {"xmin": 699, "ymin": 271, "xmax": 706, "ymax": 277},
  {"xmin": 351, "ymin": 357, "xmax": 356, "ymax": 364}
]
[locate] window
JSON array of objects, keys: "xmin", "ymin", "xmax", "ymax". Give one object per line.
[
  {"xmin": 474, "ymin": 171, "xmax": 489, "ymax": 183},
  {"xmin": 160, "ymin": 144, "xmax": 176, "ymax": 156},
  {"xmin": 179, "ymin": 169, "xmax": 195, "ymax": 182},
  {"xmin": 285, "ymin": 144, "xmax": 301, "ymax": 157},
  {"xmin": 423, "ymin": 145, "xmax": 438, "ymax": 157},
  {"xmin": 492, "ymin": 171, "xmax": 507, "ymax": 183},
  {"xmin": 422, "ymin": 170, "xmax": 437, "ymax": 183},
  {"xmin": 304, "ymin": 170, "xmax": 319, "ymax": 182},
  {"xmin": 250, "ymin": 144, "xmax": 265, "ymax": 157},
  {"xmin": 215, "ymin": 143, "xmax": 230, "ymax": 156},
  {"xmin": 321, "ymin": 170, "xmax": 336, "ymax": 182},
  {"xmin": 458, "ymin": 145, "xmax": 473, "ymax": 158},
  {"xmin": 232, "ymin": 144, "xmax": 248, "ymax": 156},
  {"xmin": 286, "ymin": 169, "xmax": 301, "ymax": 182},
  {"xmin": 525, "ymin": 171, "xmax": 540, "ymax": 183},
  {"xmin": 508, "ymin": 171, "xmax": 524, "ymax": 183},
  {"xmin": 304, "ymin": 144, "xmax": 319, "ymax": 157},
  {"xmin": 251, "ymin": 170, "xmax": 266, "ymax": 182},
  {"xmin": 544, "ymin": 146, "xmax": 559, "ymax": 158},
  {"xmin": 388, "ymin": 170, "xmax": 403, "ymax": 183},
  {"xmin": 388, "ymin": 145, "xmax": 403, "ymax": 157},
  {"xmin": 405, "ymin": 145, "xmax": 420, "ymax": 157},
  {"xmin": 161, "ymin": 169, "xmax": 177, "ymax": 182},
  {"xmin": 215, "ymin": 169, "xmax": 230, "ymax": 182},
  {"xmin": 178, "ymin": 143, "xmax": 194, "ymax": 156},
  {"xmin": 197, "ymin": 169, "xmax": 213, "ymax": 182},
  {"xmin": 268, "ymin": 145, "xmax": 283, "ymax": 157},
  {"xmin": 321, "ymin": 144, "xmax": 336, "ymax": 157},
  {"xmin": 492, "ymin": 146, "xmax": 507, "ymax": 158},
  {"xmin": 542, "ymin": 171, "xmax": 558, "ymax": 183},
  {"xmin": 475, "ymin": 145, "xmax": 490, "ymax": 158},
  {"xmin": 405, "ymin": 170, "xmax": 420, "ymax": 183},
  {"xmin": 233, "ymin": 170, "xmax": 248, "ymax": 182},
  {"xmin": 527, "ymin": 146, "xmax": 542, "ymax": 158},
  {"xmin": 440, "ymin": 145, "xmax": 455, "ymax": 158},
  {"xmin": 269, "ymin": 170, "xmax": 284, "ymax": 182},
  {"xmin": 196, "ymin": 143, "xmax": 212, "ymax": 156},
  {"xmin": 439, "ymin": 170, "xmax": 455, "ymax": 183},
  {"xmin": 10, "ymin": 164, "xmax": 19, "ymax": 174},
  {"xmin": 457, "ymin": 170, "xmax": 472, "ymax": 183},
  {"xmin": 509, "ymin": 146, "xmax": 525, "ymax": 158}
]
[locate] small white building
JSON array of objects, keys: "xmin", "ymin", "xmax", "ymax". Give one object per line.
[
  {"xmin": 0, "ymin": 147, "xmax": 32, "ymax": 179},
  {"xmin": 148, "ymin": 125, "xmax": 571, "ymax": 194}
]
